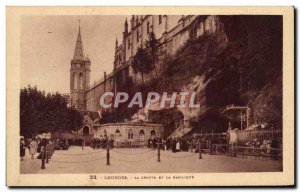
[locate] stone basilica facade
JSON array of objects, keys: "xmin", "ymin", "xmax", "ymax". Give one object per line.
[{"xmin": 69, "ymin": 15, "xmax": 219, "ymax": 143}]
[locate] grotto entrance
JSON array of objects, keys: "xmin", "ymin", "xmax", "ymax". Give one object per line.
[{"xmin": 148, "ymin": 108, "xmax": 184, "ymax": 138}]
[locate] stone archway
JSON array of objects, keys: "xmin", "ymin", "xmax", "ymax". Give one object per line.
[
  {"xmin": 150, "ymin": 130, "xmax": 156, "ymax": 139},
  {"xmin": 128, "ymin": 129, "xmax": 133, "ymax": 140},
  {"xmin": 83, "ymin": 126, "xmax": 89, "ymax": 136},
  {"xmin": 151, "ymin": 130, "xmax": 156, "ymax": 135}
]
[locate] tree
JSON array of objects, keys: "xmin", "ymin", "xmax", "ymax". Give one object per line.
[
  {"xmin": 132, "ymin": 32, "xmax": 164, "ymax": 83},
  {"xmin": 20, "ymin": 86, "xmax": 83, "ymax": 138},
  {"xmin": 145, "ymin": 32, "xmax": 162, "ymax": 78},
  {"xmin": 132, "ymin": 47, "xmax": 153, "ymax": 83}
]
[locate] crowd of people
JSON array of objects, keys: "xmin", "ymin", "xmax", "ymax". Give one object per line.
[
  {"xmin": 55, "ymin": 139, "xmax": 69, "ymax": 150},
  {"xmin": 147, "ymin": 137, "xmax": 190, "ymax": 152},
  {"xmin": 20, "ymin": 133, "xmax": 227, "ymax": 160},
  {"xmin": 20, "ymin": 131, "xmax": 281, "ymax": 161},
  {"xmin": 20, "ymin": 136, "xmax": 94, "ymax": 161},
  {"xmin": 20, "ymin": 137, "xmax": 54, "ymax": 161},
  {"xmin": 147, "ymin": 137, "xmax": 197, "ymax": 152},
  {"xmin": 146, "ymin": 134, "xmax": 228, "ymax": 153},
  {"xmin": 90, "ymin": 137, "xmax": 115, "ymax": 149}
]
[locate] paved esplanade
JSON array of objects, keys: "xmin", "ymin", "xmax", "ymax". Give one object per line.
[{"xmin": 21, "ymin": 146, "xmax": 282, "ymax": 174}]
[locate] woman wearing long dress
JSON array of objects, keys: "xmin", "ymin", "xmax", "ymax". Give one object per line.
[
  {"xmin": 29, "ymin": 139, "xmax": 38, "ymax": 159},
  {"xmin": 20, "ymin": 138, "xmax": 26, "ymax": 161},
  {"xmin": 176, "ymin": 141, "xmax": 180, "ymax": 152}
]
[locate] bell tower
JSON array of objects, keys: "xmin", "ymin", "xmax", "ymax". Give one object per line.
[{"xmin": 70, "ymin": 21, "xmax": 91, "ymax": 110}]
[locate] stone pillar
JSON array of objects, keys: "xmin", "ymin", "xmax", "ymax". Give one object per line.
[
  {"xmin": 152, "ymin": 15, "xmax": 156, "ymax": 34},
  {"xmin": 141, "ymin": 23, "xmax": 144, "ymax": 48},
  {"xmin": 164, "ymin": 15, "xmax": 169, "ymax": 33}
]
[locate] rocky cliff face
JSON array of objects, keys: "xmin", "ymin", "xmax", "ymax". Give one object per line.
[{"xmin": 155, "ymin": 15, "xmax": 282, "ymax": 134}]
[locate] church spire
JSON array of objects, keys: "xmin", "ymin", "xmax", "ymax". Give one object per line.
[{"xmin": 73, "ymin": 20, "xmax": 84, "ymax": 61}]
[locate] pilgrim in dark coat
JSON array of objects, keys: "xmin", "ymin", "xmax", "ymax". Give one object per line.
[{"xmin": 20, "ymin": 138, "xmax": 26, "ymax": 161}]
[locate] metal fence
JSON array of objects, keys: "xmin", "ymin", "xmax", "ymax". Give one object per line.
[
  {"xmin": 192, "ymin": 129, "xmax": 282, "ymax": 159},
  {"xmin": 235, "ymin": 130, "xmax": 282, "ymax": 147}
]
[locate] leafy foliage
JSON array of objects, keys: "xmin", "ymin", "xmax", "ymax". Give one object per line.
[
  {"xmin": 145, "ymin": 32, "xmax": 161, "ymax": 64},
  {"xmin": 132, "ymin": 32, "xmax": 164, "ymax": 82},
  {"xmin": 20, "ymin": 86, "xmax": 83, "ymax": 137},
  {"xmin": 132, "ymin": 47, "xmax": 153, "ymax": 82}
]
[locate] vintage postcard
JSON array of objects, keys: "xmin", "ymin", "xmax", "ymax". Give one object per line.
[{"xmin": 6, "ymin": 6, "xmax": 294, "ymax": 186}]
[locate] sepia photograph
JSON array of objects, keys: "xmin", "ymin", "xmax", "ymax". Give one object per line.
[{"xmin": 6, "ymin": 6, "xmax": 294, "ymax": 186}]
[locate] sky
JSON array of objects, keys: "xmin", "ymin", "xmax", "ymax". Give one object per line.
[{"xmin": 20, "ymin": 15, "xmax": 180, "ymax": 94}]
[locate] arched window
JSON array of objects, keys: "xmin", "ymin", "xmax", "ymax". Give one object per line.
[
  {"xmin": 139, "ymin": 129, "xmax": 145, "ymax": 143},
  {"xmin": 83, "ymin": 126, "xmax": 89, "ymax": 136},
  {"xmin": 147, "ymin": 22, "xmax": 150, "ymax": 34},
  {"xmin": 128, "ymin": 129, "xmax": 133, "ymax": 140},
  {"xmin": 139, "ymin": 129, "xmax": 145, "ymax": 136},
  {"xmin": 79, "ymin": 73, "xmax": 83, "ymax": 90},
  {"xmin": 73, "ymin": 72, "xmax": 78, "ymax": 89},
  {"xmin": 115, "ymin": 129, "xmax": 121, "ymax": 142},
  {"xmin": 151, "ymin": 130, "xmax": 156, "ymax": 136},
  {"xmin": 104, "ymin": 129, "xmax": 107, "ymax": 137},
  {"xmin": 159, "ymin": 15, "xmax": 162, "ymax": 24},
  {"xmin": 128, "ymin": 39, "xmax": 131, "ymax": 50},
  {"xmin": 137, "ymin": 31, "xmax": 139, "ymax": 43}
]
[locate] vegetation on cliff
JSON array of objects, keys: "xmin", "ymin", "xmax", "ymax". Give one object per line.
[{"xmin": 158, "ymin": 16, "xmax": 283, "ymax": 131}]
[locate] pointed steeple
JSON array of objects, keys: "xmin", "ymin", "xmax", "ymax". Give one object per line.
[
  {"xmin": 124, "ymin": 18, "xmax": 128, "ymax": 34},
  {"xmin": 115, "ymin": 38, "xmax": 118, "ymax": 48},
  {"xmin": 73, "ymin": 21, "xmax": 84, "ymax": 61}
]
